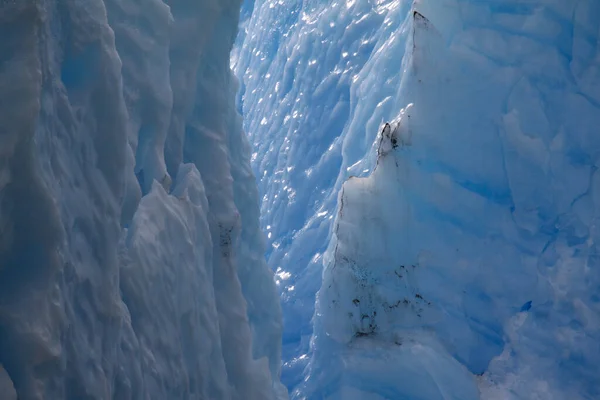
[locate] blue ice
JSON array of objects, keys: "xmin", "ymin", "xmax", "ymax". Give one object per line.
[{"xmin": 235, "ymin": 0, "xmax": 600, "ymax": 399}]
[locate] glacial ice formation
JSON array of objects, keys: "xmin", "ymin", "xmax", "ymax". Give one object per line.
[
  {"xmin": 234, "ymin": 1, "xmax": 416, "ymax": 390},
  {"xmin": 235, "ymin": 0, "xmax": 600, "ymax": 399},
  {"xmin": 0, "ymin": 0, "xmax": 285, "ymax": 399},
  {"xmin": 2, "ymin": 0, "xmax": 599, "ymax": 398}
]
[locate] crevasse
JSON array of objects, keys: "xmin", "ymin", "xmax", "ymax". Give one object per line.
[
  {"xmin": 235, "ymin": 0, "xmax": 600, "ymax": 399},
  {"xmin": 1, "ymin": 0, "xmax": 599, "ymax": 398}
]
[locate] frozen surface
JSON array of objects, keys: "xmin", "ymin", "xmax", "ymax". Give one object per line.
[
  {"xmin": 234, "ymin": 1, "xmax": 415, "ymax": 389},
  {"xmin": 0, "ymin": 0, "xmax": 285, "ymax": 399},
  {"xmin": 235, "ymin": 0, "xmax": 600, "ymax": 399}
]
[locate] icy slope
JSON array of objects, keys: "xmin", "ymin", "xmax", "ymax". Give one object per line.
[
  {"xmin": 234, "ymin": 1, "xmax": 414, "ymax": 388},
  {"xmin": 236, "ymin": 0, "xmax": 600, "ymax": 398},
  {"xmin": 0, "ymin": 1, "xmax": 285, "ymax": 399}
]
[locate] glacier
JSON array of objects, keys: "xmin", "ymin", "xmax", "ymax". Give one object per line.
[
  {"xmin": 1, "ymin": 0, "xmax": 599, "ymax": 399},
  {"xmin": 0, "ymin": 0, "xmax": 285, "ymax": 399},
  {"xmin": 235, "ymin": 0, "xmax": 600, "ymax": 399}
]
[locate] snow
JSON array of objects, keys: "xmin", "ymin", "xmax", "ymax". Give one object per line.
[
  {"xmin": 0, "ymin": 0, "xmax": 285, "ymax": 399},
  {"xmin": 235, "ymin": 0, "xmax": 600, "ymax": 399}
]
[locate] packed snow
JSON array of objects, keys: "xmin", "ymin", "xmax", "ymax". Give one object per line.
[{"xmin": 235, "ymin": 0, "xmax": 600, "ymax": 399}]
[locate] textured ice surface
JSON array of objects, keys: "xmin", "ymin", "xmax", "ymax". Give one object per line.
[
  {"xmin": 236, "ymin": 0, "xmax": 600, "ymax": 399},
  {"xmin": 234, "ymin": 1, "xmax": 415, "ymax": 390},
  {"xmin": 0, "ymin": 0, "xmax": 285, "ymax": 399}
]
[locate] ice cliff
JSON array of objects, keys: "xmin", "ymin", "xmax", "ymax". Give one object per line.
[
  {"xmin": 0, "ymin": 0, "xmax": 285, "ymax": 399},
  {"xmin": 235, "ymin": 0, "xmax": 600, "ymax": 399}
]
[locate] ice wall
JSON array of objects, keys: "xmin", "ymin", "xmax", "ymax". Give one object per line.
[
  {"xmin": 234, "ymin": 1, "xmax": 414, "ymax": 389},
  {"xmin": 236, "ymin": 0, "xmax": 600, "ymax": 399},
  {"xmin": 0, "ymin": 0, "xmax": 285, "ymax": 399}
]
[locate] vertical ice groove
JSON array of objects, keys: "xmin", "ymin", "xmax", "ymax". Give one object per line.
[
  {"xmin": 0, "ymin": 0, "xmax": 286, "ymax": 399},
  {"xmin": 236, "ymin": 0, "xmax": 600, "ymax": 398}
]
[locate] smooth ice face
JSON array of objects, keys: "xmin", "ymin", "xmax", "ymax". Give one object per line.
[
  {"xmin": 236, "ymin": 0, "xmax": 600, "ymax": 399},
  {"xmin": 0, "ymin": 1, "xmax": 285, "ymax": 399}
]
